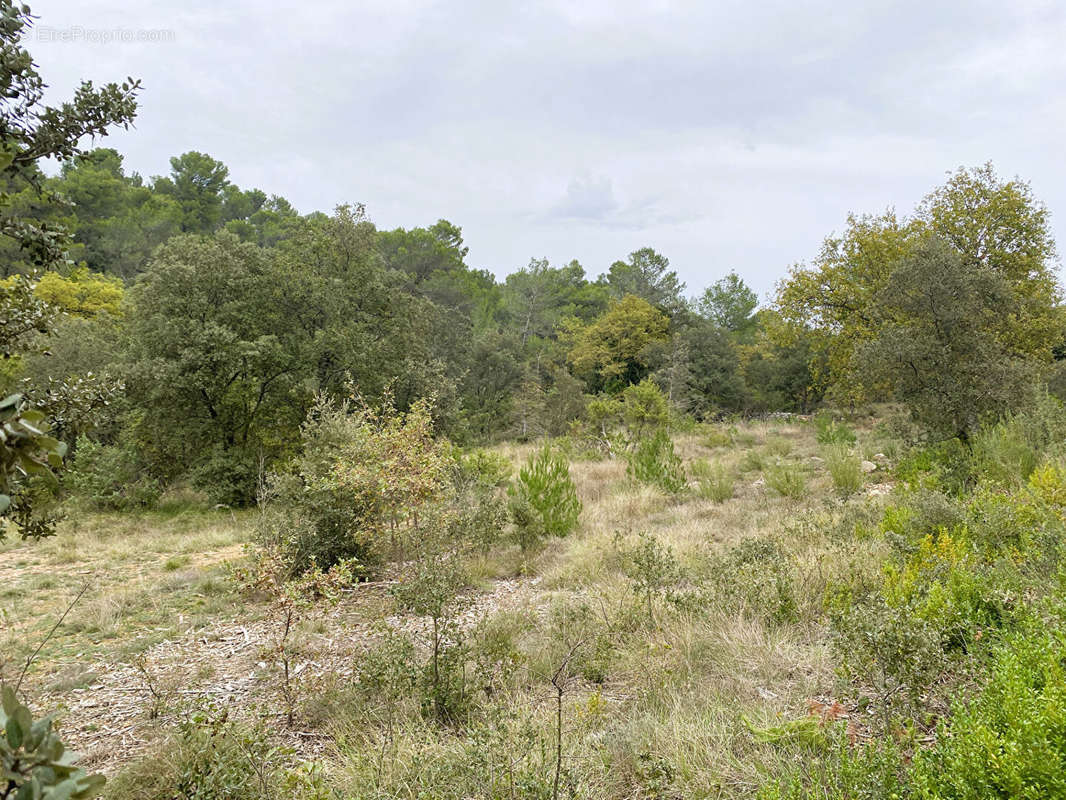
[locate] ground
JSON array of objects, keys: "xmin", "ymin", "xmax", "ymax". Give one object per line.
[{"xmin": 1, "ymin": 416, "xmax": 895, "ymax": 795}]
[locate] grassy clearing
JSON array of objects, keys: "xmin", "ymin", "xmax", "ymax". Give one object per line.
[
  {"xmin": 7, "ymin": 415, "xmax": 905, "ymax": 797},
  {"xmin": 0, "ymin": 508, "xmax": 254, "ymax": 679}
]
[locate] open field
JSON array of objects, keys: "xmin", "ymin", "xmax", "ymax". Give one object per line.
[{"xmin": 3, "ymin": 415, "xmax": 907, "ymax": 796}]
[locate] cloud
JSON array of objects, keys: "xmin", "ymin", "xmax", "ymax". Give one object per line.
[{"xmin": 26, "ymin": 0, "xmax": 1066, "ymax": 296}]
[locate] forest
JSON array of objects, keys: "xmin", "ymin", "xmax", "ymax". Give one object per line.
[{"xmin": 4, "ymin": 3, "xmax": 1066, "ymax": 799}]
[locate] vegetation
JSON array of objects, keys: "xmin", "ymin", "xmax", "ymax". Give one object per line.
[{"xmin": 5, "ymin": 3, "xmax": 1066, "ymax": 798}]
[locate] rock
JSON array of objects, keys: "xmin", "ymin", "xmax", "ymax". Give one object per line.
[
  {"xmin": 810, "ymin": 456, "xmax": 825, "ymax": 464},
  {"xmin": 873, "ymin": 452, "xmax": 888, "ymax": 462},
  {"xmin": 752, "ymin": 478, "xmax": 766, "ymax": 489},
  {"xmin": 860, "ymin": 460, "xmax": 877, "ymax": 473}
]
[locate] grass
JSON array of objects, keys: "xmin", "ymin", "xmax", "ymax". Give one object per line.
[
  {"xmin": 0, "ymin": 508, "xmax": 253, "ymax": 679},
  {"xmin": 8, "ymin": 414, "xmax": 899, "ymax": 798},
  {"xmin": 824, "ymin": 444, "xmax": 864, "ymax": 496}
]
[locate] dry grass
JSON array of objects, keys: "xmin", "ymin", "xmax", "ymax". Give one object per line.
[{"xmin": 5, "ymin": 416, "xmax": 898, "ymax": 797}]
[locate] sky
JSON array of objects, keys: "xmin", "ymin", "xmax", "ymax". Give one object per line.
[{"xmin": 28, "ymin": 0, "xmax": 1066, "ymax": 300}]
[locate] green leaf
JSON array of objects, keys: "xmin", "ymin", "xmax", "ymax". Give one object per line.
[{"xmin": 6, "ymin": 713, "xmax": 23, "ymax": 748}]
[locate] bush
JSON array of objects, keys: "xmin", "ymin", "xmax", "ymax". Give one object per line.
[
  {"xmin": 627, "ymin": 430, "xmax": 686, "ymax": 494},
  {"xmin": 824, "ymin": 445, "xmax": 863, "ymax": 496},
  {"xmin": 712, "ymin": 536, "xmax": 798, "ymax": 624},
  {"xmin": 911, "ymin": 615, "xmax": 1066, "ymax": 798},
  {"xmin": 701, "ymin": 425, "xmax": 735, "ymax": 449},
  {"xmin": 106, "ymin": 706, "xmax": 285, "ymax": 800},
  {"xmin": 621, "ymin": 378, "xmax": 671, "ymax": 440},
  {"xmin": 813, "ymin": 412, "xmax": 857, "ymax": 445},
  {"xmin": 0, "ymin": 686, "xmax": 104, "ymax": 799},
  {"xmin": 765, "ymin": 460, "xmax": 807, "ymax": 499},
  {"xmin": 690, "ymin": 458, "xmax": 734, "ymax": 502},
  {"xmin": 615, "ymin": 530, "xmax": 683, "ymax": 624},
  {"xmin": 67, "ymin": 435, "xmax": 161, "ymax": 510},
  {"xmin": 509, "ymin": 443, "xmax": 581, "ymax": 544},
  {"xmin": 452, "ymin": 448, "xmax": 512, "ymax": 491},
  {"xmin": 257, "ymin": 395, "xmax": 451, "ymax": 576}
]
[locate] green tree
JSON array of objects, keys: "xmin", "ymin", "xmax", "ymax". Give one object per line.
[
  {"xmin": 606, "ymin": 247, "xmax": 685, "ymax": 314},
  {"xmin": 155, "ymin": 151, "xmax": 231, "ymax": 234},
  {"xmin": 0, "ymin": 0, "xmax": 138, "ymax": 538},
  {"xmin": 860, "ymin": 236, "xmax": 1039, "ymax": 444},
  {"xmin": 696, "ymin": 271, "xmax": 758, "ymax": 335},
  {"xmin": 566, "ymin": 294, "xmax": 670, "ymax": 392},
  {"xmin": 777, "ymin": 165, "xmax": 1061, "ymax": 404}
]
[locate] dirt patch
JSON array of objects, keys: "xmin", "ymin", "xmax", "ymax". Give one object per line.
[{"xmin": 32, "ymin": 575, "xmax": 540, "ymax": 774}]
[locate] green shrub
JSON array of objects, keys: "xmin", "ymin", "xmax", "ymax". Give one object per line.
[
  {"xmin": 911, "ymin": 617, "xmax": 1066, "ymax": 799},
  {"xmin": 258, "ymin": 395, "xmax": 451, "ymax": 576},
  {"xmin": 106, "ymin": 706, "xmax": 285, "ymax": 800},
  {"xmin": 700, "ymin": 425, "xmax": 735, "ymax": 449},
  {"xmin": 452, "ymin": 448, "xmax": 512, "ymax": 491},
  {"xmin": 509, "ymin": 443, "xmax": 581, "ymax": 542},
  {"xmin": 68, "ymin": 435, "xmax": 161, "ymax": 510},
  {"xmin": 627, "ymin": 430, "xmax": 686, "ymax": 494},
  {"xmin": 739, "ymin": 448, "xmax": 767, "ymax": 473},
  {"xmin": 712, "ymin": 536, "xmax": 798, "ymax": 624},
  {"xmin": 615, "ymin": 531, "xmax": 683, "ymax": 624},
  {"xmin": 0, "ymin": 686, "xmax": 104, "ymax": 799},
  {"xmin": 813, "ymin": 411, "xmax": 857, "ymax": 445},
  {"xmin": 621, "ymin": 378, "xmax": 671, "ymax": 440},
  {"xmin": 972, "ymin": 415, "xmax": 1045, "ymax": 488},
  {"xmin": 690, "ymin": 458, "xmax": 734, "ymax": 502},
  {"xmin": 824, "ymin": 445, "xmax": 863, "ymax": 496},
  {"xmin": 765, "ymin": 460, "xmax": 807, "ymax": 499}
]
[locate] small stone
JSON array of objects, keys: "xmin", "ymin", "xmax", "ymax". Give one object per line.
[
  {"xmin": 810, "ymin": 456, "xmax": 825, "ymax": 464},
  {"xmin": 752, "ymin": 478, "xmax": 766, "ymax": 488},
  {"xmin": 860, "ymin": 460, "xmax": 877, "ymax": 473}
]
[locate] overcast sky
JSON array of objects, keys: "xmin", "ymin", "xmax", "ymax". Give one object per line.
[{"xmin": 29, "ymin": 0, "xmax": 1066, "ymax": 298}]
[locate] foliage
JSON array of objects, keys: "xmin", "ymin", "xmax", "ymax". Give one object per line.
[
  {"xmin": 106, "ymin": 706, "xmax": 287, "ymax": 800},
  {"xmin": 910, "ymin": 613, "xmax": 1066, "ymax": 799},
  {"xmin": 765, "ymin": 460, "xmax": 807, "ymax": 499},
  {"xmin": 605, "ymin": 247, "xmax": 685, "ymax": 314},
  {"xmin": 824, "ymin": 445, "xmax": 863, "ymax": 496},
  {"xmin": 626, "ymin": 429, "xmax": 686, "ymax": 494},
  {"xmin": 0, "ymin": 686, "xmax": 104, "ymax": 800},
  {"xmin": 614, "ymin": 530, "xmax": 683, "ymax": 624},
  {"xmin": 620, "ymin": 378, "xmax": 671, "ymax": 440},
  {"xmin": 566, "ymin": 295, "xmax": 671, "ymax": 392},
  {"xmin": 696, "ymin": 271, "xmax": 758, "ymax": 334},
  {"xmin": 390, "ymin": 541, "xmax": 471, "ymax": 723},
  {"xmin": 0, "ymin": 392, "xmax": 66, "ymax": 540},
  {"xmin": 777, "ymin": 165, "xmax": 1061, "ymax": 406},
  {"xmin": 712, "ymin": 536, "xmax": 799, "ymax": 624},
  {"xmin": 32, "ymin": 268, "xmax": 123, "ymax": 317},
  {"xmin": 859, "ymin": 235, "xmax": 1040, "ymax": 443},
  {"xmin": 258, "ymin": 394, "xmax": 450, "ymax": 576},
  {"xmin": 509, "ymin": 443, "xmax": 581, "ymax": 544},
  {"xmin": 67, "ymin": 434, "xmax": 161, "ymax": 510},
  {"xmin": 690, "ymin": 458, "xmax": 734, "ymax": 502},
  {"xmin": 813, "ymin": 411, "xmax": 856, "ymax": 445}
]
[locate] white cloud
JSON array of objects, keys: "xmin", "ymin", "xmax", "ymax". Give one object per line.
[{"xmin": 27, "ymin": 0, "xmax": 1066, "ymax": 296}]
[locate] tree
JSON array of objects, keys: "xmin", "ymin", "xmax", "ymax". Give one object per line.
[
  {"xmin": 606, "ymin": 247, "xmax": 685, "ymax": 314},
  {"xmin": 0, "ymin": 0, "xmax": 138, "ymax": 542},
  {"xmin": 860, "ymin": 236, "xmax": 1038, "ymax": 443},
  {"xmin": 776, "ymin": 165, "xmax": 1061, "ymax": 404},
  {"xmin": 566, "ymin": 294, "xmax": 670, "ymax": 392},
  {"xmin": 155, "ymin": 151, "xmax": 231, "ymax": 234},
  {"xmin": 124, "ymin": 231, "xmax": 311, "ymax": 500},
  {"xmin": 503, "ymin": 257, "xmax": 608, "ymax": 346},
  {"xmin": 696, "ymin": 271, "xmax": 758, "ymax": 335}
]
